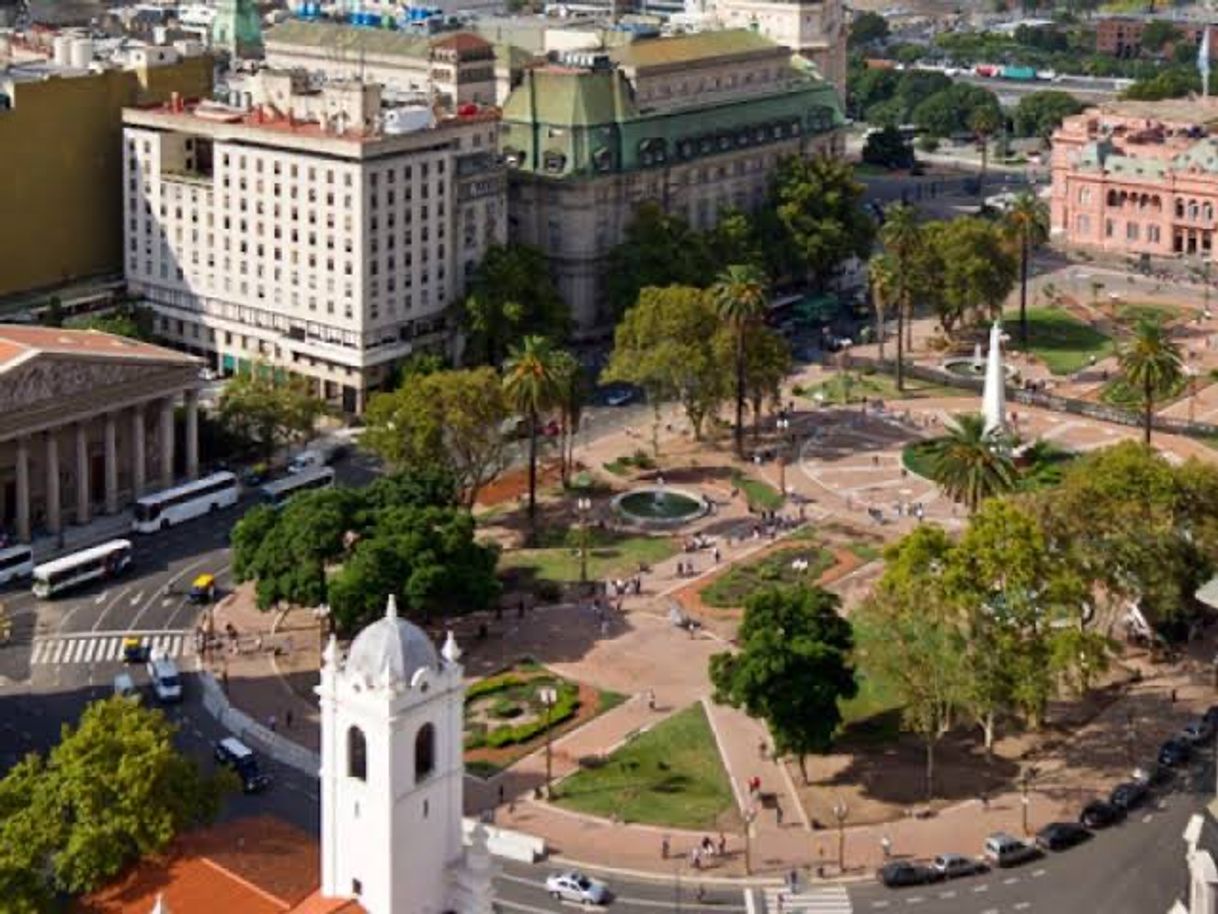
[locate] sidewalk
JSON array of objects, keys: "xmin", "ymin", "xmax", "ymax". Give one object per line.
[{"xmin": 26, "ymin": 509, "xmax": 134, "ymax": 562}]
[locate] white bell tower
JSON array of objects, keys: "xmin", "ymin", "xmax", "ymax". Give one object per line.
[{"xmin": 317, "ymin": 596, "xmax": 467, "ymax": 914}]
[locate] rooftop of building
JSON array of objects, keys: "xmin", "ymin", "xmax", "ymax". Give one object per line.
[
  {"xmin": 75, "ymin": 815, "xmax": 363, "ymax": 914},
  {"xmin": 0, "ymin": 324, "xmax": 199, "ymax": 372},
  {"xmin": 264, "ymin": 19, "xmax": 493, "ymax": 61},
  {"xmin": 1095, "ymin": 97, "xmax": 1218, "ymax": 126},
  {"xmin": 608, "ymin": 28, "xmax": 780, "ymax": 69}
]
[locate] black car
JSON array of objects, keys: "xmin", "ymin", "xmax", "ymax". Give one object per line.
[
  {"xmin": 877, "ymin": 862, "xmax": 942, "ymax": 888},
  {"xmin": 215, "ymin": 737, "xmax": 272, "ymax": 794},
  {"xmin": 1203, "ymin": 705, "xmax": 1218, "ymax": 729},
  {"xmin": 1159, "ymin": 738, "xmax": 1193, "ymax": 768},
  {"xmin": 1080, "ymin": 800, "xmax": 1125, "ymax": 829},
  {"xmin": 1036, "ymin": 822, "xmax": 1092, "ymax": 851},
  {"xmin": 1109, "ymin": 780, "xmax": 1149, "ymax": 811}
]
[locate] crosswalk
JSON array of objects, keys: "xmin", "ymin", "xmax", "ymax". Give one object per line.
[
  {"xmin": 762, "ymin": 885, "xmax": 852, "ymax": 914},
  {"xmin": 30, "ymin": 631, "xmax": 193, "ymax": 666}
]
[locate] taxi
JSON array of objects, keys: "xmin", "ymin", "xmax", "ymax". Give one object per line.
[
  {"xmin": 188, "ymin": 574, "xmax": 216, "ymax": 605},
  {"xmin": 122, "ymin": 636, "xmax": 150, "ymax": 664}
]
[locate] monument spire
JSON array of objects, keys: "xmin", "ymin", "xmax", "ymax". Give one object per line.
[{"xmin": 982, "ymin": 320, "xmax": 1007, "ymax": 436}]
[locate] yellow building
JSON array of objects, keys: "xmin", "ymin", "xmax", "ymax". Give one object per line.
[{"xmin": 0, "ymin": 48, "xmax": 213, "ymax": 300}]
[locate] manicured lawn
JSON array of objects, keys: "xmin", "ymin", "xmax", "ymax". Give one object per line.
[
  {"xmin": 903, "ymin": 438, "xmax": 1077, "ymax": 492},
  {"xmin": 800, "ymin": 371, "xmax": 969, "ymax": 404},
  {"xmin": 901, "ymin": 439, "xmax": 941, "ymax": 480},
  {"xmin": 846, "ymin": 541, "xmax": 883, "ymax": 563},
  {"xmin": 499, "ymin": 530, "xmax": 677, "ymax": 582},
  {"xmin": 1003, "ymin": 307, "xmax": 1114, "ymax": 375},
  {"xmin": 1113, "ymin": 301, "xmax": 1185, "ymax": 327},
  {"xmin": 554, "ymin": 703, "xmax": 737, "ymax": 830},
  {"xmin": 1100, "ymin": 374, "xmax": 1189, "ymax": 409},
  {"xmin": 838, "ymin": 660, "xmax": 904, "ymax": 744},
  {"xmin": 732, "ymin": 472, "xmax": 783, "ymax": 511},
  {"xmin": 700, "ymin": 542, "xmax": 836, "ymax": 608}
]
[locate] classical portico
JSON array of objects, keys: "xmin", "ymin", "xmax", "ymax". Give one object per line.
[{"xmin": 0, "ymin": 325, "xmax": 202, "ymax": 543}]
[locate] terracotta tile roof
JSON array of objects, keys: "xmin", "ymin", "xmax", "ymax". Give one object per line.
[
  {"xmin": 288, "ymin": 890, "xmax": 367, "ymax": 914},
  {"xmin": 430, "ymin": 32, "xmax": 493, "ymax": 56},
  {"xmin": 76, "ymin": 817, "xmax": 326, "ymax": 914},
  {"xmin": 0, "ymin": 324, "xmax": 199, "ymax": 368}
]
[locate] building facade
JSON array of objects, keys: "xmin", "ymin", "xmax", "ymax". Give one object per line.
[
  {"xmin": 1095, "ymin": 15, "xmax": 1218, "ymax": 58},
  {"xmin": 1050, "ymin": 99, "xmax": 1218, "ymax": 262},
  {"xmin": 500, "ymin": 29, "xmax": 844, "ymax": 333},
  {"xmin": 123, "ymin": 70, "xmax": 505, "ymax": 412},
  {"xmin": 0, "ymin": 44, "xmax": 213, "ymax": 300},
  {"xmin": 714, "ymin": 0, "xmax": 846, "ymax": 96},
  {"xmin": 0, "ymin": 325, "xmax": 202, "ymax": 544}
]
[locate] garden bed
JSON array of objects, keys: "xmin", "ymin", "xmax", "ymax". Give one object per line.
[{"xmin": 699, "ymin": 541, "xmax": 836, "ymax": 608}]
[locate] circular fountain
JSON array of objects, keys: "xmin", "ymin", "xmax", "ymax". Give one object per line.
[{"xmin": 612, "ymin": 484, "xmax": 708, "ymax": 529}]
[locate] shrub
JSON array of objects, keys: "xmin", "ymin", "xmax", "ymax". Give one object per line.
[
  {"xmin": 482, "ymin": 686, "xmax": 581, "ymax": 748},
  {"xmin": 465, "ymin": 673, "xmax": 524, "ymax": 702},
  {"xmin": 490, "ymin": 697, "xmax": 523, "ymax": 719}
]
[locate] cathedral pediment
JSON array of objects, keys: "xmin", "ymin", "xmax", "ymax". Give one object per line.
[{"xmin": 0, "ymin": 354, "xmax": 187, "ymax": 413}]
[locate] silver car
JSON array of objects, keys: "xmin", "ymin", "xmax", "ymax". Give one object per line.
[
  {"xmin": 545, "ymin": 871, "xmax": 609, "ymax": 905},
  {"xmin": 932, "ymin": 853, "xmax": 986, "ymax": 879}
]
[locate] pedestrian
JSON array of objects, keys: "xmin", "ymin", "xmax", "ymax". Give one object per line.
[
  {"xmin": 691, "ymin": 848, "xmax": 701, "ymax": 870},
  {"xmin": 647, "ymin": 690, "xmax": 656, "ymax": 711},
  {"xmin": 775, "ymin": 802, "xmax": 784, "ymax": 825},
  {"xmin": 518, "ymin": 599, "xmax": 526, "ymax": 618},
  {"xmin": 758, "ymin": 737, "xmax": 767, "ymax": 760},
  {"xmin": 979, "ymin": 790, "xmax": 989, "ymax": 811},
  {"xmin": 713, "ymin": 546, "xmax": 721, "ymax": 564},
  {"xmin": 718, "ymin": 832, "xmax": 727, "ymax": 856},
  {"xmin": 1172, "ymin": 688, "xmax": 1178, "ymax": 703},
  {"xmin": 787, "ymin": 868, "xmax": 798, "ymax": 892},
  {"xmin": 498, "ymin": 784, "xmax": 505, "ymax": 806},
  {"xmin": 776, "ymin": 893, "xmax": 784, "ymax": 914},
  {"xmin": 661, "ymin": 835, "xmax": 670, "ymax": 859},
  {"xmin": 285, "ymin": 709, "xmax": 294, "ymax": 730},
  {"xmin": 881, "ymin": 835, "xmax": 892, "ymax": 860},
  {"xmin": 268, "ymin": 714, "xmax": 277, "ymax": 733}
]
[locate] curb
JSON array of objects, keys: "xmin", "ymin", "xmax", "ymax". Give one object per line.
[{"xmin": 548, "ymin": 853, "xmax": 876, "ymax": 887}]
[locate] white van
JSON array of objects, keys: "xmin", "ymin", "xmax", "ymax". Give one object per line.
[
  {"xmin": 147, "ymin": 657, "xmax": 182, "ymax": 703},
  {"xmin": 287, "ymin": 449, "xmax": 326, "ymax": 474}
]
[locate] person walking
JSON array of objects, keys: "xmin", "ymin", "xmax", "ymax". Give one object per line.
[
  {"xmin": 661, "ymin": 835, "xmax": 670, "ymax": 860},
  {"xmin": 881, "ymin": 835, "xmax": 892, "ymax": 860},
  {"xmin": 775, "ymin": 802, "xmax": 784, "ymax": 826}
]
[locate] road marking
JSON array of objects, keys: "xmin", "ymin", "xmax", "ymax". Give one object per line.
[
  {"xmin": 938, "ymin": 890, "xmax": 956, "ymax": 898},
  {"xmin": 1031, "ymin": 869, "xmax": 1046, "ymax": 878},
  {"xmin": 82, "ymin": 639, "xmax": 98, "ymax": 663},
  {"xmin": 1002, "ymin": 877, "xmax": 1019, "ymax": 885},
  {"xmin": 90, "ymin": 586, "xmax": 132, "ymax": 633},
  {"xmin": 31, "ymin": 631, "xmax": 191, "ymax": 666},
  {"xmin": 1142, "ymin": 814, "xmax": 1153, "ymax": 823},
  {"xmin": 972, "ymin": 885, "xmax": 989, "ymax": 893},
  {"xmin": 1014, "ymin": 903, "xmax": 1031, "ymax": 911},
  {"xmin": 904, "ymin": 897, "xmax": 924, "ymax": 905},
  {"xmin": 871, "ymin": 902, "xmax": 890, "ymax": 909},
  {"xmin": 129, "ymin": 591, "xmax": 144, "ymax": 606},
  {"xmin": 94, "ymin": 592, "xmax": 107, "ymax": 605}
]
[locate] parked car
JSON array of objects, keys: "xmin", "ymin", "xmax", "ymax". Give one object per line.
[
  {"xmin": 147, "ymin": 657, "xmax": 182, "ymax": 704},
  {"xmin": 1109, "ymin": 780, "xmax": 1149, "ymax": 811},
  {"xmin": 1036, "ymin": 822, "xmax": 1091, "ymax": 852},
  {"xmin": 545, "ymin": 871, "xmax": 608, "ymax": 905},
  {"xmin": 1159, "ymin": 738, "xmax": 1193, "ymax": 768},
  {"xmin": 1079, "ymin": 800, "xmax": 1124, "ymax": 829},
  {"xmin": 931, "ymin": 854, "xmax": 987, "ymax": 879},
  {"xmin": 877, "ymin": 862, "xmax": 942, "ymax": 888},
  {"xmin": 599, "ymin": 384, "xmax": 638, "ymax": 407},
  {"xmin": 1183, "ymin": 719, "xmax": 1215, "ymax": 745},
  {"xmin": 1202, "ymin": 705, "xmax": 1218, "ymax": 729},
  {"xmin": 983, "ymin": 833, "xmax": 1040, "ymax": 868},
  {"xmin": 214, "ymin": 737, "xmax": 272, "ymax": 794}
]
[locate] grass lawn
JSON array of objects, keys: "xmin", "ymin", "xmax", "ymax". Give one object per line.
[
  {"xmin": 799, "ymin": 370, "xmax": 969, "ymax": 404},
  {"xmin": 554, "ymin": 703, "xmax": 737, "ymax": 830},
  {"xmin": 902, "ymin": 438, "xmax": 1077, "ymax": 492},
  {"xmin": 499, "ymin": 529, "xmax": 678, "ymax": 582},
  {"xmin": 837, "ymin": 661, "xmax": 904, "ymax": 744},
  {"xmin": 901, "ymin": 439, "xmax": 941, "ymax": 480},
  {"xmin": 700, "ymin": 542, "xmax": 836, "ymax": 608},
  {"xmin": 1003, "ymin": 307, "xmax": 1114, "ymax": 375},
  {"xmin": 1100, "ymin": 374, "xmax": 1189, "ymax": 409},
  {"xmin": 732, "ymin": 472, "xmax": 783, "ymax": 511},
  {"xmin": 1113, "ymin": 301, "xmax": 1185, "ymax": 327},
  {"xmin": 846, "ymin": 541, "xmax": 883, "ymax": 563}
]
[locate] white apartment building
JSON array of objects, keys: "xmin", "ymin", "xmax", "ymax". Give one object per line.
[{"xmin": 122, "ymin": 71, "xmax": 505, "ymax": 412}]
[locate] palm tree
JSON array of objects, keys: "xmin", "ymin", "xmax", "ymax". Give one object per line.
[
  {"xmin": 869, "ymin": 253, "xmax": 897, "ymax": 364},
  {"xmin": 970, "ymin": 107, "xmax": 1002, "ymax": 201},
  {"xmin": 878, "ymin": 204, "xmax": 923, "ymax": 391},
  {"xmin": 551, "ymin": 349, "xmax": 585, "ymax": 487},
  {"xmin": 1117, "ymin": 319, "xmax": 1184, "ymax": 446},
  {"xmin": 711, "ymin": 263, "xmax": 769, "ymax": 458},
  {"xmin": 1003, "ymin": 192, "xmax": 1050, "ymax": 350},
  {"xmin": 503, "ymin": 335, "xmax": 560, "ymax": 539},
  {"xmin": 928, "ymin": 413, "xmax": 1016, "ymax": 513}
]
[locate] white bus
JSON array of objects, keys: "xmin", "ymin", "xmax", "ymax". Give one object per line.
[
  {"xmin": 132, "ymin": 471, "xmax": 239, "ymax": 533},
  {"xmin": 32, "ymin": 539, "xmax": 132, "ymax": 599},
  {"xmin": 259, "ymin": 466, "xmax": 336, "ymax": 508},
  {"xmin": 0, "ymin": 544, "xmax": 34, "ymax": 587}
]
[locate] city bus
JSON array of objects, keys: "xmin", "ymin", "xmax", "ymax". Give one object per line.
[
  {"xmin": 132, "ymin": 471, "xmax": 239, "ymax": 533},
  {"xmin": 32, "ymin": 539, "xmax": 132, "ymax": 599},
  {"xmin": 0, "ymin": 544, "xmax": 34, "ymax": 587},
  {"xmin": 258, "ymin": 466, "xmax": 336, "ymax": 508}
]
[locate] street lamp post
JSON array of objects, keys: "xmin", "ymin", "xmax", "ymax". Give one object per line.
[
  {"xmin": 314, "ymin": 603, "xmax": 331, "ymax": 656},
  {"xmin": 1188, "ymin": 366, "xmax": 1199, "ymax": 423},
  {"xmin": 575, "ymin": 497, "xmax": 592, "ymax": 586},
  {"xmin": 832, "ymin": 799, "xmax": 848, "ymax": 874},
  {"xmin": 1019, "ymin": 767, "xmax": 1038, "ymax": 836},
  {"xmin": 743, "ymin": 808, "xmax": 757, "ymax": 875},
  {"xmin": 539, "ymin": 686, "xmax": 558, "ymax": 798},
  {"xmin": 776, "ymin": 417, "xmax": 790, "ymax": 497}
]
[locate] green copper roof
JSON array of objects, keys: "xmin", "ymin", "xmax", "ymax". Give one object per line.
[
  {"xmin": 264, "ymin": 19, "xmax": 432, "ymax": 59},
  {"xmin": 1173, "ymin": 138, "xmax": 1218, "ymax": 175},
  {"xmin": 212, "ymin": 0, "xmax": 262, "ymax": 55},
  {"xmin": 501, "ymin": 67, "xmax": 637, "ymax": 127},
  {"xmin": 609, "ymin": 29, "xmax": 778, "ymax": 69}
]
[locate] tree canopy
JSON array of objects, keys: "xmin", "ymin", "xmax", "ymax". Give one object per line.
[
  {"xmin": 462, "ymin": 243, "xmax": 570, "ymax": 365},
  {"xmin": 849, "ymin": 10, "xmax": 890, "ymax": 47},
  {"xmin": 218, "ymin": 368, "xmax": 325, "ymax": 463},
  {"xmin": 1011, "ymin": 90, "xmax": 1084, "ymax": 139},
  {"xmin": 911, "ymin": 83, "xmax": 1002, "ymax": 138},
  {"xmin": 710, "ymin": 584, "xmax": 857, "ymax": 782},
  {"xmin": 70, "ymin": 304, "xmax": 157, "ymax": 341},
  {"xmin": 923, "ymin": 217, "xmax": 1017, "ymax": 334},
  {"xmin": 0, "ymin": 698, "xmax": 228, "ymax": 910},
  {"xmin": 605, "ymin": 203, "xmax": 715, "ymax": 319},
  {"xmin": 862, "ymin": 123, "xmax": 916, "ymax": 169}
]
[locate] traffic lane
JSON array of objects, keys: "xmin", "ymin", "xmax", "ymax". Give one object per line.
[
  {"xmin": 850, "ymin": 781, "xmax": 1202, "ymax": 913},
  {"xmin": 495, "ymin": 860, "xmax": 746, "ymax": 914}
]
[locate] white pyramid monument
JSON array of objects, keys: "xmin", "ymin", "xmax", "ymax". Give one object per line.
[{"xmin": 982, "ymin": 320, "xmax": 1007, "ymax": 436}]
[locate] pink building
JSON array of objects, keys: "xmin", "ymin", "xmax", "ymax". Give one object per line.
[{"xmin": 1050, "ymin": 99, "xmax": 1218, "ymax": 261}]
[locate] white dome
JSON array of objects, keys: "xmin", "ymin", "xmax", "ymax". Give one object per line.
[{"xmin": 346, "ymin": 596, "xmax": 438, "ymax": 685}]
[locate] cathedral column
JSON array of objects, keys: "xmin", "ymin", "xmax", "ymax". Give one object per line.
[
  {"xmin": 160, "ymin": 398, "xmax": 175, "ymax": 490},
  {"xmin": 104, "ymin": 412, "xmax": 118, "ymax": 515},
  {"xmin": 75, "ymin": 422, "xmax": 90, "ymax": 526},
  {"xmin": 185, "ymin": 389, "xmax": 199, "ymax": 481},
  {"xmin": 45, "ymin": 431, "xmax": 61, "ymax": 535},
  {"xmin": 15, "ymin": 435, "xmax": 30, "ymax": 542},
  {"xmin": 131, "ymin": 404, "xmax": 146, "ymax": 497}
]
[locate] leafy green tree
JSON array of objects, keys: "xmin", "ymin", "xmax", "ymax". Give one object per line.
[
  {"xmin": 363, "ymin": 367, "xmax": 510, "ymax": 507},
  {"xmin": 768, "ymin": 155, "xmax": 875, "ymax": 292},
  {"xmin": 0, "ymin": 697, "xmax": 228, "ymax": 908},
  {"xmin": 714, "ymin": 323, "xmax": 791, "ymax": 440},
  {"xmin": 868, "ymin": 252, "xmax": 897, "ymax": 362},
  {"xmin": 72, "ymin": 304, "xmax": 157, "ymax": 341},
  {"xmin": 923, "ymin": 217, "xmax": 1018, "ymax": 334},
  {"xmin": 926, "ymin": 413, "xmax": 1016, "ymax": 512},
  {"xmin": 704, "ymin": 207, "xmax": 765, "ymax": 273},
  {"xmin": 911, "ymin": 84, "xmax": 1000, "ymax": 138},
  {"xmin": 878, "ymin": 203, "xmax": 927, "ymax": 389},
  {"xmin": 848, "ymin": 66, "xmax": 900, "ymax": 120},
  {"xmin": 1011, "ymin": 90, "xmax": 1084, "ymax": 139},
  {"xmin": 1002, "ymin": 192, "xmax": 1050, "ymax": 349},
  {"xmin": 712, "ymin": 264, "xmax": 770, "ymax": 457},
  {"xmin": 1140, "ymin": 20, "xmax": 1181, "ymax": 53},
  {"xmin": 1121, "ymin": 66, "xmax": 1200, "ymax": 101},
  {"xmin": 604, "ymin": 285, "xmax": 724, "ymax": 446},
  {"xmin": 862, "ymin": 123, "xmax": 916, "ymax": 169},
  {"xmin": 503, "ymin": 335, "xmax": 562, "ymax": 539},
  {"xmin": 710, "ymin": 585, "xmax": 857, "ymax": 783},
  {"xmin": 849, "ymin": 10, "xmax": 890, "ymax": 47},
  {"xmin": 1117, "ymin": 319, "xmax": 1184, "ymax": 445},
  {"xmin": 970, "ymin": 105, "xmax": 1002, "ymax": 197},
  {"xmin": 326, "ymin": 505, "xmax": 499, "ymax": 631},
  {"xmin": 606, "ymin": 203, "xmax": 713, "ymax": 318},
  {"xmin": 462, "ymin": 244, "xmax": 569, "ymax": 365},
  {"xmin": 855, "ymin": 527, "xmax": 969, "ymax": 798},
  {"xmin": 218, "ymin": 368, "xmax": 325, "ymax": 463},
  {"xmin": 551, "ymin": 349, "xmax": 587, "ymax": 487},
  {"xmin": 893, "ymin": 70, "xmax": 953, "ymax": 120}
]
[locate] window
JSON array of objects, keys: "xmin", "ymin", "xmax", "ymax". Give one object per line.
[
  {"xmin": 415, "ymin": 723, "xmax": 435, "ymax": 782},
  {"xmin": 1126, "ymin": 222, "xmax": 1139, "ymax": 241},
  {"xmin": 348, "ymin": 726, "xmax": 367, "ymax": 780}
]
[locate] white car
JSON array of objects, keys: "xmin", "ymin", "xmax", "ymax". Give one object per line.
[
  {"xmin": 147, "ymin": 657, "xmax": 183, "ymax": 703},
  {"xmin": 545, "ymin": 871, "xmax": 609, "ymax": 905}
]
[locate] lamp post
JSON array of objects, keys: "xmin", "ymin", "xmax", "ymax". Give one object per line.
[
  {"xmin": 1187, "ymin": 366, "xmax": 1199, "ymax": 424},
  {"xmin": 575, "ymin": 496, "xmax": 592, "ymax": 586},
  {"xmin": 314, "ymin": 603, "xmax": 331, "ymax": 655},
  {"xmin": 539, "ymin": 686, "xmax": 558, "ymax": 799},
  {"xmin": 1019, "ymin": 767, "xmax": 1038, "ymax": 837},
  {"xmin": 776, "ymin": 417, "xmax": 790, "ymax": 497},
  {"xmin": 743, "ymin": 808, "xmax": 757, "ymax": 875},
  {"xmin": 832, "ymin": 799, "xmax": 848, "ymax": 874}
]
